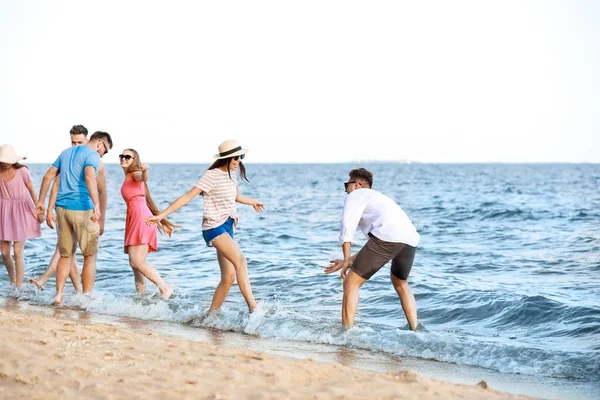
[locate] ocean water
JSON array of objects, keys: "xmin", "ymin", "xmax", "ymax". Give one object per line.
[{"xmin": 2, "ymin": 163, "xmax": 599, "ymax": 395}]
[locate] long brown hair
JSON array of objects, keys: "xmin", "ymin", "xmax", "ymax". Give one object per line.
[
  {"xmin": 123, "ymin": 149, "xmax": 179, "ymax": 235},
  {"xmin": 0, "ymin": 162, "xmax": 27, "ymax": 172},
  {"xmin": 208, "ymin": 157, "xmax": 250, "ymax": 182}
]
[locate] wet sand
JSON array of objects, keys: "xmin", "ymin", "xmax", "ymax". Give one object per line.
[{"xmin": 0, "ymin": 304, "xmax": 536, "ymax": 400}]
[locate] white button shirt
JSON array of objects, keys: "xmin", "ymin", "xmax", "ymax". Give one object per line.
[{"xmin": 339, "ymin": 188, "xmax": 420, "ymax": 247}]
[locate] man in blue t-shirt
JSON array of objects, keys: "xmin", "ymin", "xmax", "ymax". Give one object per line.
[{"xmin": 37, "ymin": 131, "xmax": 113, "ymax": 305}]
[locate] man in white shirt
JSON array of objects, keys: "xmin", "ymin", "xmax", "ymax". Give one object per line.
[{"xmin": 325, "ymin": 168, "xmax": 420, "ymax": 330}]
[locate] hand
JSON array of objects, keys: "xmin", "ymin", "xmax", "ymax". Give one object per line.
[
  {"xmin": 36, "ymin": 212, "xmax": 45, "ymax": 224},
  {"xmin": 46, "ymin": 211, "xmax": 56, "ymax": 229},
  {"xmin": 99, "ymin": 218, "xmax": 105, "ymax": 236},
  {"xmin": 146, "ymin": 214, "xmax": 162, "ymax": 226},
  {"xmin": 141, "ymin": 163, "xmax": 149, "ymax": 172},
  {"xmin": 163, "ymin": 224, "xmax": 173, "ymax": 238},
  {"xmin": 325, "ymin": 259, "xmax": 352, "ymax": 277},
  {"xmin": 252, "ymin": 201, "xmax": 265, "ymax": 213},
  {"xmin": 90, "ymin": 205, "xmax": 101, "ymax": 222},
  {"xmin": 36, "ymin": 202, "xmax": 45, "ymax": 216}
]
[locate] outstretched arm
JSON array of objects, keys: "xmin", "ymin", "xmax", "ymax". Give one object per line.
[
  {"xmin": 236, "ymin": 189, "xmax": 265, "ymax": 213},
  {"xmin": 146, "ymin": 186, "xmax": 202, "ymax": 225}
]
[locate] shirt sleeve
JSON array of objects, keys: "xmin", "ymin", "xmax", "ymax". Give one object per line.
[
  {"xmin": 195, "ymin": 170, "xmax": 215, "ymax": 194},
  {"xmin": 52, "ymin": 156, "xmax": 61, "ymax": 169},
  {"xmin": 21, "ymin": 167, "xmax": 32, "ymax": 184},
  {"xmin": 84, "ymin": 152, "xmax": 101, "ymax": 174},
  {"xmin": 339, "ymin": 193, "xmax": 367, "ymax": 245}
]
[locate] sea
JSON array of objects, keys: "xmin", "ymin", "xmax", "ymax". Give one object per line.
[{"xmin": 1, "ymin": 163, "xmax": 599, "ymax": 399}]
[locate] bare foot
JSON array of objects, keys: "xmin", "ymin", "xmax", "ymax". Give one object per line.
[
  {"xmin": 28, "ymin": 277, "xmax": 45, "ymax": 290},
  {"xmin": 53, "ymin": 294, "xmax": 63, "ymax": 305},
  {"xmin": 135, "ymin": 283, "xmax": 146, "ymax": 295},
  {"xmin": 159, "ymin": 286, "xmax": 173, "ymax": 300}
]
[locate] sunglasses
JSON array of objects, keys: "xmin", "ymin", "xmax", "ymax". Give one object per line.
[
  {"xmin": 344, "ymin": 181, "xmax": 356, "ymax": 190},
  {"xmin": 119, "ymin": 154, "xmax": 133, "ymax": 160},
  {"xmin": 101, "ymin": 141, "xmax": 109, "ymax": 155},
  {"xmin": 233, "ymin": 154, "xmax": 245, "ymax": 161}
]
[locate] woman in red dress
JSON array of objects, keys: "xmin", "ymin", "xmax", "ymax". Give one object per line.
[{"xmin": 120, "ymin": 148, "xmax": 177, "ymax": 299}]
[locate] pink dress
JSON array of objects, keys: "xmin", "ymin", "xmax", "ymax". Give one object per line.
[
  {"xmin": 121, "ymin": 173, "xmax": 157, "ymax": 253},
  {"xmin": 0, "ymin": 167, "xmax": 41, "ymax": 241}
]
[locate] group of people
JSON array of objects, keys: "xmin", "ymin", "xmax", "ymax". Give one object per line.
[{"xmin": 0, "ymin": 125, "xmax": 421, "ymax": 329}]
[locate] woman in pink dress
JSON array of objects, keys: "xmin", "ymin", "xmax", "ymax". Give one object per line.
[
  {"xmin": 0, "ymin": 144, "xmax": 42, "ymax": 288},
  {"xmin": 120, "ymin": 148, "xmax": 177, "ymax": 299}
]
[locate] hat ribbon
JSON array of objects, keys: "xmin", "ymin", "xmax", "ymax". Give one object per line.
[{"xmin": 220, "ymin": 146, "xmax": 242, "ymax": 157}]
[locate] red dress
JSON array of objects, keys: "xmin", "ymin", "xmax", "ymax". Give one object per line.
[{"xmin": 121, "ymin": 173, "xmax": 157, "ymax": 253}]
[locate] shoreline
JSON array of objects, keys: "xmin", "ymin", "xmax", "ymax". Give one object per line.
[{"xmin": 0, "ymin": 299, "xmax": 535, "ymax": 400}]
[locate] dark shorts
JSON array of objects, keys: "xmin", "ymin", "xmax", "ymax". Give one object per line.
[
  {"xmin": 351, "ymin": 234, "xmax": 417, "ymax": 280},
  {"xmin": 202, "ymin": 217, "xmax": 234, "ymax": 247}
]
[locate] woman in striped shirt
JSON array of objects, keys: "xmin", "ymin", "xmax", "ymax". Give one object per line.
[{"xmin": 146, "ymin": 140, "xmax": 264, "ymax": 312}]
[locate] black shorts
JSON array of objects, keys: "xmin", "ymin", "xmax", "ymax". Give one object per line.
[{"xmin": 351, "ymin": 234, "xmax": 417, "ymax": 280}]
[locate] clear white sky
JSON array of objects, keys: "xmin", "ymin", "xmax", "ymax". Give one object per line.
[{"xmin": 1, "ymin": 0, "xmax": 598, "ymax": 163}]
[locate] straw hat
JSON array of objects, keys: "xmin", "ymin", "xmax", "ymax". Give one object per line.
[
  {"xmin": 0, "ymin": 144, "xmax": 26, "ymax": 164},
  {"xmin": 213, "ymin": 140, "xmax": 249, "ymax": 159}
]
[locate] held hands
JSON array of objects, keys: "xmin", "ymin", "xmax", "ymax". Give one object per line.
[
  {"xmin": 35, "ymin": 202, "xmax": 45, "ymax": 217},
  {"xmin": 146, "ymin": 214, "xmax": 163, "ymax": 226},
  {"xmin": 325, "ymin": 259, "xmax": 353, "ymax": 278}
]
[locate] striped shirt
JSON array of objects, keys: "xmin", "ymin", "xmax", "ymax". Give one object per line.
[{"xmin": 195, "ymin": 168, "xmax": 238, "ymax": 230}]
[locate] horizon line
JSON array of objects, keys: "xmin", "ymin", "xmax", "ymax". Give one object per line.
[{"xmin": 22, "ymin": 160, "xmax": 600, "ymax": 165}]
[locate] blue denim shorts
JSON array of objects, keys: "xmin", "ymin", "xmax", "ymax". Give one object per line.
[{"xmin": 202, "ymin": 217, "xmax": 234, "ymax": 246}]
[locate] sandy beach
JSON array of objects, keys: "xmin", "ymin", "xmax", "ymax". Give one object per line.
[{"xmin": 0, "ymin": 307, "xmax": 536, "ymax": 400}]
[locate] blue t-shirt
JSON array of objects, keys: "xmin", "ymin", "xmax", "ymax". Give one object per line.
[{"xmin": 53, "ymin": 146, "xmax": 101, "ymax": 211}]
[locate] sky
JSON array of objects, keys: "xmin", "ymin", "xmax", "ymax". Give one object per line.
[{"xmin": 0, "ymin": 0, "xmax": 598, "ymax": 164}]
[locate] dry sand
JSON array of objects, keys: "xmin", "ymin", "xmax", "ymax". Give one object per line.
[{"xmin": 0, "ymin": 308, "xmax": 536, "ymax": 399}]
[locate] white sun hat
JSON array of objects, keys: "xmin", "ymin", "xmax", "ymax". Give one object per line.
[
  {"xmin": 213, "ymin": 139, "xmax": 249, "ymax": 159},
  {"xmin": 0, "ymin": 144, "xmax": 27, "ymax": 164}
]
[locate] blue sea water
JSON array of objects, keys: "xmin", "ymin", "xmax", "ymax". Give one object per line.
[{"xmin": 2, "ymin": 163, "xmax": 599, "ymax": 395}]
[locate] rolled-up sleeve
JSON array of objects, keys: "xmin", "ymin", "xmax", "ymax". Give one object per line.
[
  {"xmin": 339, "ymin": 194, "xmax": 366, "ymax": 245},
  {"xmin": 84, "ymin": 152, "xmax": 101, "ymax": 174}
]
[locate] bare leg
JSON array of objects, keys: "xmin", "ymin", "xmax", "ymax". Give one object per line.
[
  {"xmin": 54, "ymin": 255, "xmax": 72, "ymax": 304},
  {"xmin": 128, "ymin": 245, "xmax": 172, "ymax": 299},
  {"xmin": 391, "ymin": 274, "xmax": 418, "ymax": 330},
  {"xmin": 29, "ymin": 246, "xmax": 81, "ymax": 291},
  {"xmin": 210, "ymin": 234, "xmax": 256, "ymax": 312},
  {"xmin": 133, "ymin": 270, "xmax": 146, "ymax": 294},
  {"xmin": 13, "ymin": 241, "xmax": 25, "ymax": 288},
  {"xmin": 342, "ymin": 270, "xmax": 367, "ymax": 328},
  {"xmin": 69, "ymin": 257, "xmax": 82, "ymax": 292},
  {"xmin": 81, "ymin": 254, "xmax": 97, "ymax": 294},
  {"xmin": 1, "ymin": 241, "xmax": 15, "ymax": 285},
  {"xmin": 207, "ymin": 249, "xmax": 237, "ymax": 312},
  {"xmin": 29, "ymin": 245, "xmax": 60, "ymax": 289}
]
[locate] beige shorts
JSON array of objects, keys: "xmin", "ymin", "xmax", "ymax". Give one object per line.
[{"xmin": 56, "ymin": 207, "xmax": 99, "ymax": 257}]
